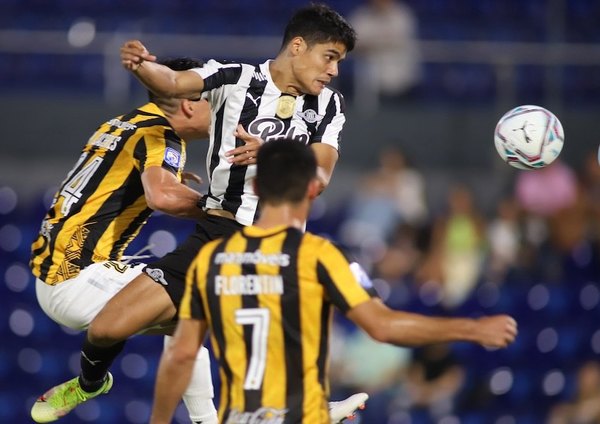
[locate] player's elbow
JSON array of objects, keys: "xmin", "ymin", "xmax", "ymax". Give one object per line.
[
  {"xmin": 145, "ymin": 190, "xmax": 174, "ymax": 213},
  {"xmin": 349, "ymin": 300, "xmax": 395, "ymax": 344},
  {"xmin": 365, "ymin": 322, "xmax": 393, "ymax": 344},
  {"xmin": 316, "ymin": 167, "xmax": 331, "ymax": 194},
  {"xmin": 357, "ymin": 313, "xmax": 394, "ymax": 344}
]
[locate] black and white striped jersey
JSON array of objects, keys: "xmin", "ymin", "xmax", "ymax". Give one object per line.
[{"xmin": 191, "ymin": 59, "xmax": 346, "ymax": 226}]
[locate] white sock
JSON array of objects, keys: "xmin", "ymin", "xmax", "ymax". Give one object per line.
[{"xmin": 163, "ymin": 336, "xmax": 218, "ymax": 423}]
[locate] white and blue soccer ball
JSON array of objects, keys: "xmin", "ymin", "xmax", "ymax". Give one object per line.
[{"xmin": 494, "ymin": 105, "xmax": 564, "ymax": 170}]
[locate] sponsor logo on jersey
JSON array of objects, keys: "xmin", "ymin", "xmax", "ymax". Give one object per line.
[
  {"xmin": 107, "ymin": 118, "xmax": 137, "ymax": 131},
  {"xmin": 296, "ymin": 109, "xmax": 323, "ymax": 123},
  {"xmin": 215, "ymin": 250, "xmax": 290, "ymax": 266},
  {"xmin": 246, "ymin": 92, "xmax": 260, "ymax": 107},
  {"xmin": 248, "ymin": 118, "xmax": 309, "ymax": 144},
  {"xmin": 145, "ymin": 268, "xmax": 169, "ymax": 286},
  {"xmin": 164, "ymin": 147, "xmax": 181, "ymax": 168},
  {"xmin": 226, "ymin": 407, "xmax": 287, "ymax": 424}
]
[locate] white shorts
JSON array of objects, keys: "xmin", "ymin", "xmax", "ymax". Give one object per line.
[{"xmin": 36, "ymin": 261, "xmax": 146, "ymax": 330}]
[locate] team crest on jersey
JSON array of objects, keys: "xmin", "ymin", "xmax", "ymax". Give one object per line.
[
  {"xmin": 296, "ymin": 109, "xmax": 323, "ymax": 124},
  {"xmin": 350, "ymin": 262, "xmax": 373, "ymax": 289},
  {"xmin": 164, "ymin": 147, "xmax": 181, "ymax": 168},
  {"xmin": 247, "ymin": 118, "xmax": 309, "ymax": 144},
  {"xmin": 145, "ymin": 268, "xmax": 169, "ymax": 286}
]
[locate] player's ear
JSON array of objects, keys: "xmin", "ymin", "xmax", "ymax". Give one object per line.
[
  {"xmin": 307, "ymin": 178, "xmax": 320, "ymax": 200},
  {"xmin": 181, "ymin": 99, "xmax": 195, "ymax": 118},
  {"xmin": 290, "ymin": 36, "xmax": 307, "ymax": 55}
]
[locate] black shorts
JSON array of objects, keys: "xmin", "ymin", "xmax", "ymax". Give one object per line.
[{"xmin": 143, "ymin": 215, "xmax": 243, "ymax": 315}]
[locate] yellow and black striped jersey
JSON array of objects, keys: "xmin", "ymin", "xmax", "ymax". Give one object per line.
[
  {"xmin": 181, "ymin": 225, "xmax": 376, "ymax": 424},
  {"xmin": 31, "ymin": 103, "xmax": 187, "ymax": 285}
]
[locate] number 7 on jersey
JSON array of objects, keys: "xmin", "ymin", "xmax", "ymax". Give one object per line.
[{"xmin": 235, "ymin": 308, "xmax": 270, "ymax": 390}]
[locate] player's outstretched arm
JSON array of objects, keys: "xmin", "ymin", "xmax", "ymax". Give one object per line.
[
  {"xmin": 142, "ymin": 166, "xmax": 205, "ymax": 219},
  {"xmin": 120, "ymin": 39, "xmax": 205, "ymax": 99},
  {"xmin": 347, "ymin": 298, "xmax": 518, "ymax": 348},
  {"xmin": 151, "ymin": 319, "xmax": 207, "ymax": 424}
]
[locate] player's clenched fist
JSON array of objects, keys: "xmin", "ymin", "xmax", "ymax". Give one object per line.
[
  {"xmin": 121, "ymin": 40, "xmax": 157, "ymax": 71},
  {"xmin": 476, "ymin": 315, "xmax": 518, "ymax": 348}
]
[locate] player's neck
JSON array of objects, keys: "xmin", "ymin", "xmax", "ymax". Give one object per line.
[
  {"xmin": 254, "ymin": 203, "xmax": 308, "ymax": 231},
  {"xmin": 269, "ymin": 58, "xmax": 302, "ymax": 96}
]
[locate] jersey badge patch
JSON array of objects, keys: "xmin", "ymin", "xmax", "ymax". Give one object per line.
[
  {"xmin": 145, "ymin": 267, "xmax": 169, "ymax": 286},
  {"xmin": 296, "ymin": 109, "xmax": 323, "ymax": 124},
  {"xmin": 164, "ymin": 147, "xmax": 181, "ymax": 168}
]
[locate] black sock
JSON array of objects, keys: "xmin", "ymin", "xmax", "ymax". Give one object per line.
[{"xmin": 78, "ymin": 337, "xmax": 125, "ymax": 392}]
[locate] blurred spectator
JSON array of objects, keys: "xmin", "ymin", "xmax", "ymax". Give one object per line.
[
  {"xmin": 486, "ymin": 197, "xmax": 523, "ymax": 283},
  {"xmin": 402, "ymin": 343, "xmax": 466, "ymax": 421},
  {"xmin": 417, "ymin": 184, "xmax": 485, "ymax": 309},
  {"xmin": 350, "ymin": 0, "xmax": 422, "ymax": 111},
  {"xmin": 547, "ymin": 361, "xmax": 600, "ymax": 424},
  {"xmin": 511, "ymin": 160, "xmax": 580, "ymax": 282},
  {"xmin": 515, "ymin": 159, "xmax": 578, "ymax": 219},
  {"xmin": 339, "ymin": 146, "xmax": 428, "ymax": 266},
  {"xmin": 329, "ymin": 322, "xmax": 412, "ymax": 423},
  {"xmin": 581, "ymin": 150, "xmax": 600, "ymax": 241}
]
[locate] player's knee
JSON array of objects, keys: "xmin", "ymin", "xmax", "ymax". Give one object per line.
[{"xmin": 88, "ymin": 315, "xmax": 129, "ymax": 346}]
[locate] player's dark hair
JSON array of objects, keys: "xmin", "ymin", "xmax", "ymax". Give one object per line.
[
  {"xmin": 256, "ymin": 140, "xmax": 317, "ymax": 205},
  {"xmin": 281, "ymin": 3, "xmax": 356, "ymax": 52},
  {"xmin": 147, "ymin": 57, "xmax": 204, "ymax": 102}
]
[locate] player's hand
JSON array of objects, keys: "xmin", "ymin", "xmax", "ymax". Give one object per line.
[
  {"xmin": 121, "ymin": 40, "xmax": 157, "ymax": 71},
  {"xmin": 227, "ymin": 124, "xmax": 264, "ymax": 166},
  {"xmin": 475, "ymin": 315, "xmax": 518, "ymax": 348},
  {"xmin": 182, "ymin": 171, "xmax": 202, "ymax": 186}
]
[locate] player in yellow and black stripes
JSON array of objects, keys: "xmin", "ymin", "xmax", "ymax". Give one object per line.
[
  {"xmin": 32, "ymin": 92, "xmax": 197, "ymax": 285},
  {"xmin": 30, "ymin": 58, "xmax": 233, "ymax": 424},
  {"xmin": 152, "ymin": 140, "xmax": 518, "ymax": 424}
]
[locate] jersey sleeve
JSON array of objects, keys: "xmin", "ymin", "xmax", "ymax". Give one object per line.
[
  {"xmin": 310, "ymin": 89, "xmax": 346, "ymax": 152},
  {"xmin": 316, "ymin": 240, "xmax": 377, "ymax": 314},
  {"xmin": 189, "ymin": 59, "xmax": 244, "ymax": 109},
  {"xmin": 133, "ymin": 126, "xmax": 185, "ymax": 177}
]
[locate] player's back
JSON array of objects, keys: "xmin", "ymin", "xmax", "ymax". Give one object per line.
[
  {"xmin": 31, "ymin": 103, "xmax": 186, "ymax": 284},
  {"xmin": 186, "ymin": 225, "xmax": 374, "ymax": 423}
]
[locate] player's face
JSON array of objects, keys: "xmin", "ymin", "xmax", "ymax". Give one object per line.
[{"xmin": 294, "ymin": 41, "xmax": 347, "ymax": 96}]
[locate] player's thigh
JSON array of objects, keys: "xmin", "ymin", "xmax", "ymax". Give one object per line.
[
  {"xmin": 35, "ymin": 261, "xmax": 145, "ymax": 330},
  {"xmin": 90, "ymin": 271, "xmax": 176, "ymax": 342}
]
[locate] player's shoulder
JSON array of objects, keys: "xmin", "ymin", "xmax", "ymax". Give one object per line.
[
  {"xmin": 316, "ymin": 85, "xmax": 345, "ymax": 102},
  {"xmin": 131, "ymin": 104, "xmax": 180, "ymax": 137},
  {"xmin": 302, "ymin": 231, "xmax": 344, "ymax": 255},
  {"xmin": 302, "ymin": 85, "xmax": 346, "ymax": 111},
  {"xmin": 324, "ymin": 84, "xmax": 344, "ymax": 97}
]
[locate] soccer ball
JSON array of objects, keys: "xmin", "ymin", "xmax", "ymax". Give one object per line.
[{"xmin": 494, "ymin": 105, "xmax": 564, "ymax": 170}]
